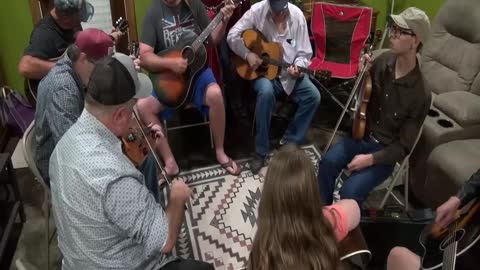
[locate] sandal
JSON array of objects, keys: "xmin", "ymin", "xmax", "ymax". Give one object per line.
[{"xmin": 220, "ymin": 158, "xmax": 241, "ymax": 176}]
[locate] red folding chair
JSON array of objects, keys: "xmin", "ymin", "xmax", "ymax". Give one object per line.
[
  {"xmin": 309, "ymin": 2, "xmax": 373, "ymax": 79},
  {"xmin": 308, "ymin": 2, "xmax": 374, "ymax": 152}
]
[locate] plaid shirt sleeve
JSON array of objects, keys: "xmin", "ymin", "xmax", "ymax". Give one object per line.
[{"xmin": 47, "ymin": 84, "xmax": 84, "ymax": 145}]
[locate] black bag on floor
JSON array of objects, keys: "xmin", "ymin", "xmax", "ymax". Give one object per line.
[{"xmin": 359, "ymin": 206, "xmax": 434, "ymax": 270}]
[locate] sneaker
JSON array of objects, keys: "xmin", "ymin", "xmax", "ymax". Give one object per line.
[{"xmin": 249, "ymin": 153, "xmax": 266, "ymax": 174}]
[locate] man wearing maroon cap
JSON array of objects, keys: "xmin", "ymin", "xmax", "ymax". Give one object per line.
[{"xmin": 34, "ymin": 28, "xmax": 113, "ymax": 185}]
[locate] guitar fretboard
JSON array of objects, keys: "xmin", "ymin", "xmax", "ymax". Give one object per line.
[{"xmin": 191, "ymin": 1, "xmax": 241, "ymax": 52}]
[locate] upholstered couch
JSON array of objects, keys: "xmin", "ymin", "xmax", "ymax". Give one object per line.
[{"xmin": 409, "ymin": 0, "xmax": 480, "ymax": 208}]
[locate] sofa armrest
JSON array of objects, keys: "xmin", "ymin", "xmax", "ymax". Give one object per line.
[{"xmin": 434, "ymin": 91, "xmax": 480, "ymax": 126}]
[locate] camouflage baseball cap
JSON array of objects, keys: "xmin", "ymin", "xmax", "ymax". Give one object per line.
[{"xmin": 54, "ymin": 0, "xmax": 95, "ymax": 22}]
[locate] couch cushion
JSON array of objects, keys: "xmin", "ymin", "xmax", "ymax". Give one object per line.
[
  {"xmin": 434, "ymin": 91, "xmax": 480, "ymax": 126},
  {"xmin": 421, "ymin": 0, "xmax": 480, "ymax": 96}
]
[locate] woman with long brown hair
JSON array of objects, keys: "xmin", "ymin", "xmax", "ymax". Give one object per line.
[{"xmin": 248, "ymin": 144, "xmax": 360, "ymax": 270}]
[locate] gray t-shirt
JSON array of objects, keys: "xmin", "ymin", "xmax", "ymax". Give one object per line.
[{"xmin": 141, "ymin": 0, "xmax": 211, "ymax": 54}]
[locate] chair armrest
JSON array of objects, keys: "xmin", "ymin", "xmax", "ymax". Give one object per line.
[{"xmin": 434, "ymin": 91, "xmax": 480, "ymax": 127}]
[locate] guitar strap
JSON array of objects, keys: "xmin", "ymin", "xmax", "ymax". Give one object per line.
[{"xmin": 184, "ymin": 0, "xmax": 205, "ymax": 32}]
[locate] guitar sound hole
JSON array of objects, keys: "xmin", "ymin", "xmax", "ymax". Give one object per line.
[{"xmin": 182, "ymin": 47, "xmax": 195, "ymax": 64}]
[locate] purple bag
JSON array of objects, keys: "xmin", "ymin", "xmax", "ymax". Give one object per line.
[{"xmin": 0, "ymin": 86, "xmax": 35, "ymax": 137}]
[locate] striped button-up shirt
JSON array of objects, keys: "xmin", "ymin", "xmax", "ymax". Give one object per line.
[
  {"xmin": 34, "ymin": 54, "xmax": 85, "ymax": 185},
  {"xmin": 49, "ymin": 109, "xmax": 172, "ymax": 270}
]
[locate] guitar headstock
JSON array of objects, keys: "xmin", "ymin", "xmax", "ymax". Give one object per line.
[
  {"xmin": 312, "ymin": 70, "xmax": 332, "ymax": 81},
  {"xmin": 115, "ymin": 17, "xmax": 129, "ymax": 33},
  {"xmin": 129, "ymin": 41, "xmax": 140, "ymax": 58}
]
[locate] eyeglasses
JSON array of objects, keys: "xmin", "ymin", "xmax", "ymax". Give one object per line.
[{"xmin": 388, "ymin": 25, "xmax": 416, "ymax": 39}]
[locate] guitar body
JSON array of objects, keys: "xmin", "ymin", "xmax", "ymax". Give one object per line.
[
  {"xmin": 151, "ymin": 31, "xmax": 208, "ymax": 109},
  {"xmin": 339, "ymin": 226, "xmax": 371, "ymax": 268},
  {"xmin": 420, "ymin": 202, "xmax": 480, "ymax": 270},
  {"xmin": 233, "ymin": 29, "xmax": 282, "ymax": 80}
]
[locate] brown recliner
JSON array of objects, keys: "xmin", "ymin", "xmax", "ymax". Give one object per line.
[{"xmin": 410, "ymin": 0, "xmax": 480, "ymax": 208}]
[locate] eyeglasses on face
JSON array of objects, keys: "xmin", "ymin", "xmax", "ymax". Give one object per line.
[{"xmin": 388, "ymin": 25, "xmax": 416, "ymax": 38}]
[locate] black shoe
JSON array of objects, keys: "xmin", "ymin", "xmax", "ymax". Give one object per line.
[{"xmin": 249, "ymin": 154, "xmax": 266, "ymax": 174}]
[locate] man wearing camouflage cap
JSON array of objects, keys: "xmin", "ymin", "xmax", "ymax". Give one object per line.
[{"xmin": 19, "ymin": 0, "xmax": 94, "ymax": 84}]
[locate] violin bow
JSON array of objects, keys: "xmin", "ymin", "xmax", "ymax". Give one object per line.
[
  {"xmin": 132, "ymin": 110, "xmax": 192, "ymax": 210},
  {"xmin": 132, "ymin": 110, "xmax": 172, "ymax": 186}
]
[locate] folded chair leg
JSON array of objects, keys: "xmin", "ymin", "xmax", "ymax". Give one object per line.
[
  {"xmin": 404, "ymin": 161, "xmax": 409, "ymax": 212},
  {"xmin": 205, "ymin": 117, "xmax": 214, "ymax": 149}
]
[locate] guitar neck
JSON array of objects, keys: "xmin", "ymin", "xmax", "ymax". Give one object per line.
[
  {"xmin": 191, "ymin": 11, "xmax": 225, "ymax": 52},
  {"xmin": 263, "ymin": 58, "xmax": 312, "ymax": 75}
]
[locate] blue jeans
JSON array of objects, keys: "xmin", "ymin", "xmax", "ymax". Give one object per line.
[
  {"xmin": 318, "ymin": 136, "xmax": 394, "ymax": 206},
  {"xmin": 138, "ymin": 153, "xmax": 160, "ymax": 203},
  {"xmin": 253, "ymin": 76, "xmax": 321, "ymax": 156}
]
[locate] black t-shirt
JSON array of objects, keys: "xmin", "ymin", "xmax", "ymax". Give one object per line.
[
  {"xmin": 24, "ymin": 14, "xmax": 80, "ymax": 60},
  {"xmin": 141, "ymin": 0, "xmax": 211, "ymax": 54}
]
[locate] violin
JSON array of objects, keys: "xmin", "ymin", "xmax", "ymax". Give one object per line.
[{"xmin": 351, "ymin": 60, "xmax": 373, "ymax": 140}]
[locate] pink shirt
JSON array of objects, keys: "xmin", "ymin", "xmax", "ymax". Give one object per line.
[{"xmin": 322, "ymin": 204, "xmax": 349, "ymax": 242}]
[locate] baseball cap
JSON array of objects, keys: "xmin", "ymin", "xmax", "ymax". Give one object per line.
[
  {"xmin": 54, "ymin": 0, "xmax": 95, "ymax": 22},
  {"xmin": 87, "ymin": 53, "xmax": 152, "ymax": 106},
  {"xmin": 75, "ymin": 28, "xmax": 113, "ymax": 61},
  {"xmin": 268, "ymin": 0, "xmax": 289, "ymax": 13},
  {"xmin": 389, "ymin": 7, "xmax": 431, "ymax": 43}
]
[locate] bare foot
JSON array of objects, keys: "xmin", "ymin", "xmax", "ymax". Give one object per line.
[{"xmin": 216, "ymin": 152, "xmax": 240, "ymax": 175}]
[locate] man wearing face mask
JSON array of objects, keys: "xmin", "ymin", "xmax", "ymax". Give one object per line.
[
  {"xmin": 34, "ymin": 28, "xmax": 113, "ymax": 186},
  {"xmin": 227, "ymin": 0, "xmax": 321, "ymax": 174}
]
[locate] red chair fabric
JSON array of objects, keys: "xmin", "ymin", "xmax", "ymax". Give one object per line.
[{"xmin": 309, "ymin": 3, "xmax": 372, "ymax": 79}]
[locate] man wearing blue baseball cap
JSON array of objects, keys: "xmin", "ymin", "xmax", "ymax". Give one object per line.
[{"xmin": 228, "ymin": 0, "xmax": 321, "ymax": 174}]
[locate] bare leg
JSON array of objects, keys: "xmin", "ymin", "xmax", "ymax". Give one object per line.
[
  {"xmin": 136, "ymin": 96, "xmax": 179, "ymax": 175},
  {"xmin": 386, "ymin": 247, "xmax": 421, "ymax": 270},
  {"xmin": 334, "ymin": 199, "xmax": 360, "ymax": 232},
  {"xmin": 204, "ymin": 83, "xmax": 239, "ymax": 174}
]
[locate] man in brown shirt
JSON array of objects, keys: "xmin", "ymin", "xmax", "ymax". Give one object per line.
[{"xmin": 318, "ymin": 7, "xmax": 432, "ymax": 206}]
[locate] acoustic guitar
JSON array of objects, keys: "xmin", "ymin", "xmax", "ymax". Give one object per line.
[
  {"xmin": 232, "ymin": 29, "xmax": 331, "ymax": 81},
  {"xmin": 151, "ymin": 0, "xmax": 243, "ymax": 109},
  {"xmin": 420, "ymin": 200, "xmax": 480, "ymax": 270},
  {"xmin": 25, "ymin": 18, "xmax": 129, "ymax": 105}
]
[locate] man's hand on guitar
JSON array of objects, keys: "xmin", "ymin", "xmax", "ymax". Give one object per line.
[
  {"xmin": 170, "ymin": 58, "xmax": 188, "ymax": 74},
  {"xmin": 435, "ymin": 196, "xmax": 461, "ymax": 228},
  {"xmin": 287, "ymin": 65, "xmax": 303, "ymax": 78},
  {"xmin": 246, "ymin": 52, "xmax": 263, "ymax": 71},
  {"xmin": 110, "ymin": 27, "xmax": 125, "ymax": 43},
  {"xmin": 220, "ymin": 1, "xmax": 237, "ymax": 23}
]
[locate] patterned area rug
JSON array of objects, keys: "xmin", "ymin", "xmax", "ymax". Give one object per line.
[{"xmin": 160, "ymin": 145, "xmax": 322, "ymax": 270}]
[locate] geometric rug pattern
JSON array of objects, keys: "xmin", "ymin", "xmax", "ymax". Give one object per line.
[{"xmin": 160, "ymin": 145, "xmax": 322, "ymax": 270}]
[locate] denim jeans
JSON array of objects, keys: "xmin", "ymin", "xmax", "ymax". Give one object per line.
[
  {"xmin": 318, "ymin": 136, "xmax": 395, "ymax": 206},
  {"xmin": 253, "ymin": 75, "xmax": 321, "ymax": 156},
  {"xmin": 138, "ymin": 153, "xmax": 160, "ymax": 203}
]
